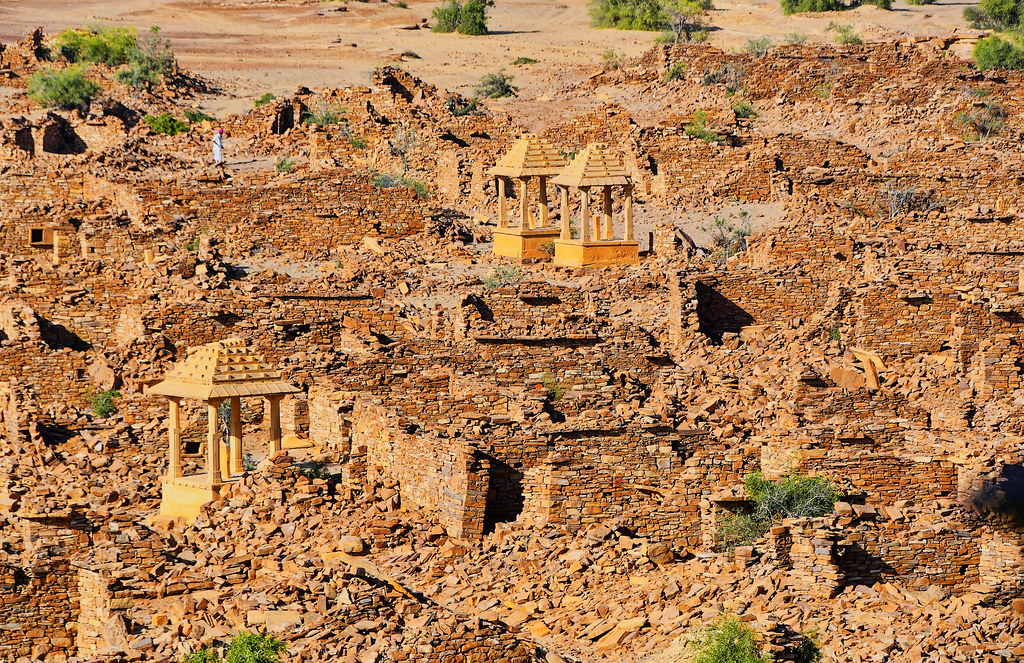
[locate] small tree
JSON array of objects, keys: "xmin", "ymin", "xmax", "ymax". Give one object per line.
[
  {"xmin": 143, "ymin": 113, "xmax": 190, "ymax": 136},
  {"xmin": 701, "ymin": 211, "xmax": 748, "ymax": 262},
  {"xmin": 973, "ymin": 34, "xmax": 1024, "ymax": 70},
  {"xmin": 116, "ymin": 26, "xmax": 175, "ymax": 90},
  {"xmin": 589, "ymin": 0, "xmax": 667, "ymax": 30},
  {"xmin": 965, "ymin": 0, "xmax": 1023, "ymax": 28},
  {"xmin": 457, "ymin": 0, "xmax": 491, "ymax": 34},
  {"xmin": 27, "ymin": 66, "xmax": 100, "ymax": 110},
  {"xmin": 432, "ymin": 0, "xmax": 463, "ymax": 32},
  {"xmin": 689, "ymin": 615, "xmax": 772, "ymax": 663},
  {"xmin": 660, "ymin": 0, "xmax": 709, "ymax": 42},
  {"xmin": 56, "ymin": 25, "xmax": 137, "ymax": 65},
  {"xmin": 476, "ymin": 70, "xmax": 517, "ymax": 98}
]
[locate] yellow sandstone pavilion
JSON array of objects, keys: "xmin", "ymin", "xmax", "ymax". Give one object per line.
[
  {"xmin": 150, "ymin": 338, "xmax": 298, "ymax": 520},
  {"xmin": 489, "ymin": 133, "xmax": 568, "ymax": 259},
  {"xmin": 551, "ymin": 142, "xmax": 638, "ymax": 268}
]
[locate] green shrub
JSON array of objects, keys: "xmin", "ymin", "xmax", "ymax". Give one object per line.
[
  {"xmin": 302, "ymin": 104, "xmax": 346, "ymax": 125},
  {"xmin": 828, "ymin": 22, "xmax": 863, "ymax": 45},
  {"xmin": 744, "ymin": 471, "xmax": 840, "ymax": 522},
  {"xmin": 665, "ymin": 62, "xmax": 688, "ymax": 81},
  {"xmin": 689, "ymin": 615, "xmax": 772, "ymax": 663},
  {"xmin": 348, "ymin": 134, "xmax": 368, "ymax": 149},
  {"xmin": 906, "ymin": 0, "xmax": 936, "ymax": 4},
  {"xmin": 511, "ymin": 56, "xmax": 538, "ymax": 65},
  {"xmin": 89, "ymin": 390, "xmax": 120, "ymax": 418},
  {"xmin": 812, "ymin": 82, "xmax": 832, "ymax": 99},
  {"xmin": 658, "ymin": 0, "xmax": 711, "ymax": 42},
  {"xmin": 295, "ymin": 460, "xmax": 331, "ymax": 481},
  {"xmin": 685, "ymin": 109, "xmax": 720, "ymax": 142},
  {"xmin": 185, "ymin": 110, "xmax": 216, "ymax": 123},
  {"xmin": 793, "ymin": 628, "xmax": 823, "ymax": 663},
  {"xmin": 402, "ymin": 50, "xmax": 421, "ymax": 58},
  {"xmin": 395, "ymin": 0, "xmax": 409, "ymax": 6},
  {"xmin": 481, "ymin": 265, "xmax": 523, "ymax": 288},
  {"xmin": 828, "ymin": 327, "xmax": 841, "ymax": 341},
  {"xmin": 589, "ymin": 0, "xmax": 667, "ymax": 30},
  {"xmin": 780, "ymin": 0, "xmax": 841, "ymax": 14},
  {"xmin": 254, "ymin": 93, "xmax": 276, "ymax": 107},
  {"xmin": 785, "ymin": 31, "xmax": 808, "ymax": 43},
  {"xmin": 701, "ymin": 63, "xmax": 744, "ymax": 94},
  {"xmin": 954, "ymin": 99, "xmax": 1006, "ymax": 140},
  {"xmin": 745, "ymin": 36, "xmax": 772, "ymax": 57},
  {"xmin": 457, "ymin": 0, "xmax": 490, "ymax": 34},
  {"xmin": 115, "ymin": 26, "xmax": 175, "ymax": 90},
  {"xmin": 143, "ymin": 113, "xmax": 190, "ymax": 136},
  {"xmin": 184, "ymin": 631, "xmax": 287, "ymax": 663},
  {"xmin": 974, "ymin": 34, "xmax": 1024, "ymax": 70},
  {"xmin": 715, "ymin": 513, "xmax": 763, "ymax": 550},
  {"xmin": 56, "ymin": 25, "xmax": 137, "ymax": 65},
  {"xmin": 447, "ymin": 95, "xmax": 479, "ymax": 115},
  {"xmin": 275, "ymin": 156, "xmax": 295, "ymax": 173},
  {"xmin": 731, "ymin": 98, "xmax": 757, "ymax": 118},
  {"xmin": 369, "ymin": 172, "xmax": 430, "ymax": 199},
  {"xmin": 432, "ymin": 0, "xmax": 463, "ymax": 31},
  {"xmin": 476, "ymin": 70, "xmax": 517, "ymax": 98},
  {"xmin": 27, "ymin": 66, "xmax": 100, "ymax": 110},
  {"xmin": 542, "ymin": 372, "xmax": 568, "ymax": 400},
  {"xmin": 184, "ymin": 648, "xmax": 221, "ymax": 663},
  {"xmin": 965, "ymin": 0, "xmax": 1023, "ymax": 28},
  {"xmin": 701, "ymin": 211, "xmax": 748, "ymax": 263}
]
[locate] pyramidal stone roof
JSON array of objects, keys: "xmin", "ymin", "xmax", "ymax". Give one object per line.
[
  {"xmin": 150, "ymin": 338, "xmax": 298, "ymax": 400},
  {"xmin": 552, "ymin": 142, "xmax": 631, "ymax": 188},
  {"xmin": 489, "ymin": 133, "xmax": 568, "ymax": 178}
]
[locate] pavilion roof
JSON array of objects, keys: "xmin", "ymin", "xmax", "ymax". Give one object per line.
[
  {"xmin": 489, "ymin": 133, "xmax": 568, "ymax": 178},
  {"xmin": 551, "ymin": 142, "xmax": 631, "ymax": 188},
  {"xmin": 150, "ymin": 338, "xmax": 298, "ymax": 401}
]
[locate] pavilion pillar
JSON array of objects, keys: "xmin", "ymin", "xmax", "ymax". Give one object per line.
[
  {"xmin": 602, "ymin": 186, "xmax": 613, "ymax": 240},
  {"xmin": 497, "ymin": 177, "xmax": 507, "ymax": 229},
  {"xmin": 167, "ymin": 397, "xmax": 183, "ymax": 478},
  {"xmin": 580, "ymin": 187, "xmax": 591, "ymax": 242},
  {"xmin": 229, "ymin": 396, "xmax": 243, "ymax": 475},
  {"xmin": 52, "ymin": 231, "xmax": 60, "ymax": 265},
  {"xmin": 538, "ymin": 176, "xmax": 550, "ymax": 227},
  {"xmin": 519, "ymin": 178, "xmax": 531, "ymax": 229},
  {"xmin": 206, "ymin": 400, "xmax": 222, "ymax": 485},
  {"xmin": 624, "ymin": 184, "xmax": 634, "ymax": 241},
  {"xmin": 560, "ymin": 187, "xmax": 571, "ymax": 240},
  {"xmin": 268, "ymin": 395, "xmax": 283, "ymax": 455}
]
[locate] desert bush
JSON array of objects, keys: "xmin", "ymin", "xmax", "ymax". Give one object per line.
[
  {"xmin": 701, "ymin": 211, "xmax": 748, "ymax": 263},
  {"xmin": 905, "ymin": 0, "xmax": 936, "ymax": 4},
  {"xmin": 589, "ymin": 0, "xmax": 666, "ymax": 29},
  {"xmin": 701, "ymin": 63, "xmax": 744, "ymax": 94},
  {"xmin": 955, "ymin": 99, "xmax": 1006, "ymax": 140},
  {"xmin": 369, "ymin": 172, "xmax": 429, "ymax": 198},
  {"xmin": 27, "ymin": 66, "xmax": 100, "ymax": 110},
  {"xmin": 302, "ymin": 104, "xmax": 346, "ymax": 125},
  {"xmin": 144, "ymin": 113, "xmax": 189, "ymax": 136},
  {"xmin": 254, "ymin": 92, "xmax": 276, "ymax": 107},
  {"xmin": 116, "ymin": 26, "xmax": 175, "ymax": 90},
  {"xmin": 511, "ymin": 56, "xmax": 538, "ymax": 65},
  {"xmin": 745, "ymin": 36, "xmax": 772, "ymax": 57},
  {"xmin": 685, "ymin": 110, "xmax": 721, "ymax": 143},
  {"xmin": 827, "ymin": 21, "xmax": 863, "ymax": 44},
  {"xmin": 476, "ymin": 70, "xmax": 517, "ymax": 98},
  {"xmin": 973, "ymin": 34, "xmax": 1024, "ymax": 70},
  {"xmin": 731, "ymin": 98, "xmax": 758, "ymax": 118},
  {"xmin": 274, "ymin": 157, "xmax": 295, "ymax": 173},
  {"xmin": 665, "ymin": 62, "xmax": 688, "ymax": 81},
  {"xmin": 879, "ymin": 180, "xmax": 941, "ymax": 216},
  {"xmin": 659, "ymin": 0, "xmax": 711, "ymax": 42},
  {"xmin": 793, "ymin": 628, "xmax": 824, "ymax": 663},
  {"xmin": 432, "ymin": 0, "xmax": 463, "ymax": 31},
  {"xmin": 812, "ymin": 82, "xmax": 832, "ymax": 99},
  {"xmin": 89, "ymin": 390, "xmax": 120, "ymax": 418},
  {"xmin": 715, "ymin": 513, "xmax": 763, "ymax": 550},
  {"xmin": 446, "ymin": 95, "xmax": 479, "ymax": 115},
  {"xmin": 481, "ymin": 265, "xmax": 523, "ymax": 288},
  {"xmin": 780, "ymin": 0, "xmax": 841, "ymax": 14},
  {"xmin": 785, "ymin": 31, "xmax": 808, "ymax": 43},
  {"xmin": 395, "ymin": 0, "xmax": 409, "ymax": 7},
  {"xmin": 965, "ymin": 0, "xmax": 1023, "ymax": 29},
  {"xmin": 184, "ymin": 631, "xmax": 287, "ymax": 663},
  {"xmin": 688, "ymin": 615, "xmax": 772, "ymax": 663},
  {"xmin": 185, "ymin": 109, "xmax": 216, "ymax": 123},
  {"xmin": 402, "ymin": 50, "xmax": 421, "ymax": 58},
  {"xmin": 542, "ymin": 372, "xmax": 568, "ymax": 400},
  {"xmin": 56, "ymin": 25, "xmax": 137, "ymax": 65},
  {"xmin": 432, "ymin": 0, "xmax": 492, "ymax": 34}
]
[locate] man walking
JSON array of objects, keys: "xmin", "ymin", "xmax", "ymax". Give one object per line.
[{"xmin": 213, "ymin": 127, "xmax": 224, "ymax": 165}]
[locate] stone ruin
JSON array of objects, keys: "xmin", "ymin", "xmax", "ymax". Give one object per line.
[{"xmin": 0, "ymin": 29, "xmax": 1019, "ymax": 663}]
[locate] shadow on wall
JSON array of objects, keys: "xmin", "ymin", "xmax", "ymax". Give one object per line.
[
  {"xmin": 695, "ymin": 282, "xmax": 755, "ymax": 344},
  {"xmin": 483, "ymin": 454, "xmax": 524, "ymax": 534},
  {"xmin": 970, "ymin": 463, "xmax": 1024, "ymax": 529},
  {"xmin": 41, "ymin": 116, "xmax": 87, "ymax": 155},
  {"xmin": 835, "ymin": 544, "xmax": 898, "ymax": 587},
  {"xmin": 38, "ymin": 317, "xmax": 91, "ymax": 352}
]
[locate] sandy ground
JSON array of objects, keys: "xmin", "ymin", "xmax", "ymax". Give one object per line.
[{"xmin": 0, "ymin": 0, "xmax": 977, "ymax": 116}]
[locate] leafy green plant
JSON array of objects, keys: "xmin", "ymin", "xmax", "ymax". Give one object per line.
[
  {"xmin": 954, "ymin": 99, "xmax": 1006, "ymax": 139},
  {"xmin": 715, "ymin": 513, "xmax": 763, "ymax": 551},
  {"xmin": 812, "ymin": 82, "xmax": 832, "ymax": 99},
  {"xmin": 56, "ymin": 25, "xmax": 137, "ymax": 65},
  {"xmin": 785, "ymin": 32, "xmax": 808, "ymax": 44},
  {"xmin": 731, "ymin": 98, "xmax": 757, "ymax": 119},
  {"xmin": 432, "ymin": 0, "xmax": 492, "ymax": 34},
  {"xmin": 539, "ymin": 240, "xmax": 555, "ymax": 255},
  {"xmin": 511, "ymin": 56, "xmax": 538, "ymax": 65},
  {"xmin": 665, "ymin": 62, "xmax": 688, "ymax": 81},
  {"xmin": 295, "ymin": 460, "xmax": 331, "ymax": 481},
  {"xmin": 828, "ymin": 327, "xmax": 841, "ymax": 342},
  {"xmin": 542, "ymin": 372, "xmax": 568, "ymax": 400},
  {"xmin": 657, "ymin": 0, "xmax": 711, "ymax": 42},
  {"xmin": 827, "ymin": 22, "xmax": 863, "ymax": 45},
  {"xmin": 447, "ymin": 95, "xmax": 479, "ymax": 116},
  {"xmin": 302, "ymin": 104, "xmax": 346, "ymax": 125},
  {"xmin": 589, "ymin": 0, "xmax": 710, "ymax": 31},
  {"xmin": 688, "ymin": 615, "xmax": 772, "ymax": 663},
  {"xmin": 275, "ymin": 156, "xmax": 295, "ymax": 173},
  {"xmin": 254, "ymin": 93, "xmax": 276, "ymax": 107},
  {"xmin": 905, "ymin": 0, "xmax": 935, "ymax": 4},
  {"xmin": 685, "ymin": 110, "xmax": 720, "ymax": 143},
  {"xmin": 432, "ymin": 0, "xmax": 462, "ymax": 31},
  {"xmin": 395, "ymin": 0, "xmax": 409, "ymax": 7},
  {"xmin": 348, "ymin": 134, "xmax": 368, "ymax": 149},
  {"xmin": 185, "ymin": 110, "xmax": 216, "ymax": 123},
  {"xmin": 481, "ymin": 265, "xmax": 523, "ymax": 288},
  {"xmin": 793, "ymin": 627, "xmax": 823, "ymax": 663},
  {"xmin": 27, "ymin": 66, "xmax": 100, "ymax": 110},
  {"xmin": 476, "ymin": 70, "xmax": 517, "ymax": 98},
  {"xmin": 780, "ymin": 0, "xmax": 841, "ymax": 14},
  {"xmin": 115, "ymin": 26, "xmax": 175, "ymax": 90},
  {"xmin": 701, "ymin": 211, "xmax": 748, "ymax": 263},
  {"xmin": 184, "ymin": 228, "xmax": 209, "ymax": 252},
  {"xmin": 745, "ymin": 36, "xmax": 772, "ymax": 57},
  {"xmin": 964, "ymin": 0, "xmax": 1024, "ymax": 29},
  {"xmin": 89, "ymin": 390, "xmax": 120, "ymax": 418},
  {"xmin": 701, "ymin": 63, "xmax": 744, "ymax": 95},
  {"xmin": 401, "ymin": 50, "xmax": 421, "ymax": 58},
  {"xmin": 184, "ymin": 648, "xmax": 221, "ymax": 663},
  {"xmin": 601, "ymin": 49, "xmax": 622, "ymax": 70},
  {"xmin": 143, "ymin": 113, "xmax": 190, "ymax": 136},
  {"xmin": 973, "ymin": 34, "xmax": 1024, "ymax": 70},
  {"xmin": 184, "ymin": 631, "xmax": 287, "ymax": 663},
  {"xmin": 369, "ymin": 172, "xmax": 429, "ymax": 199}
]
